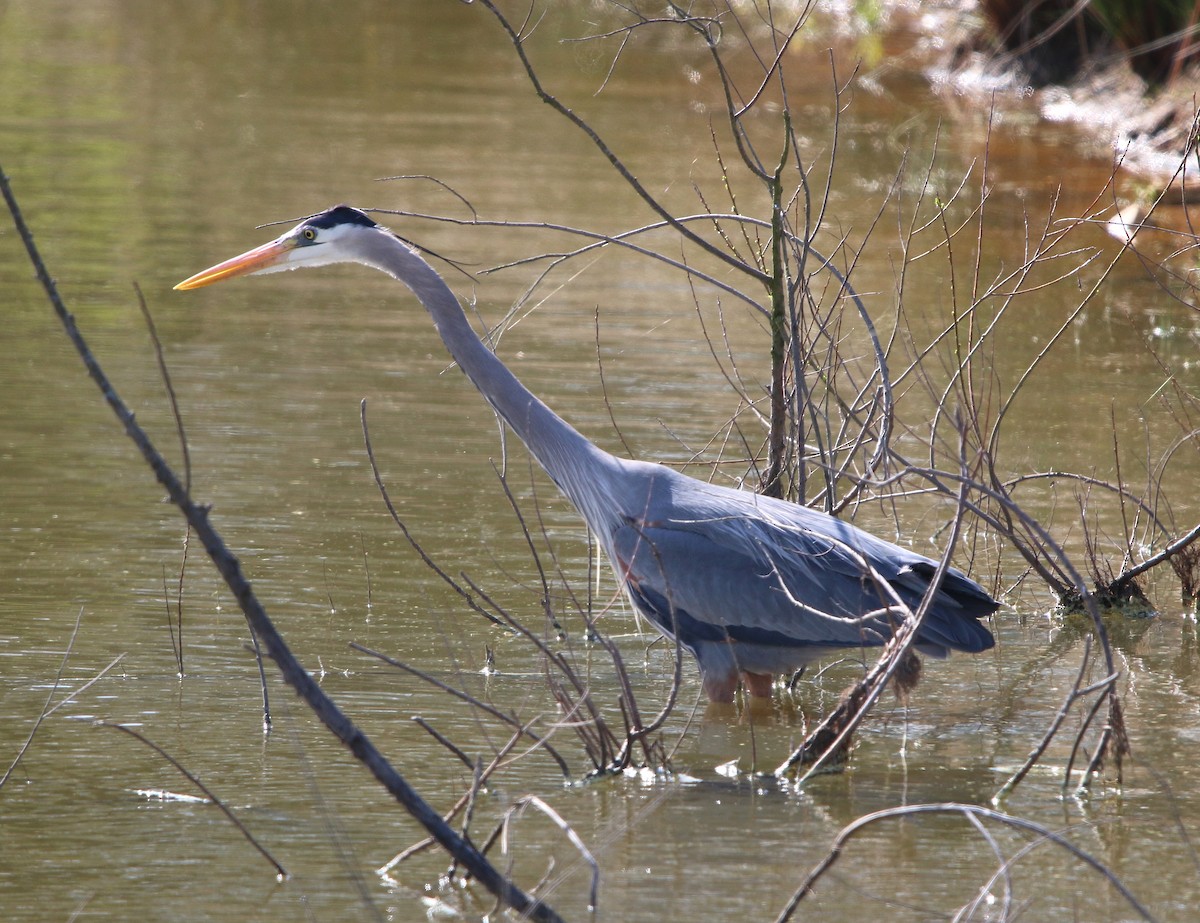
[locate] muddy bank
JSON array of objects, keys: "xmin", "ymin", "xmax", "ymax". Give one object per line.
[{"xmin": 829, "ymin": 1, "xmax": 1198, "ymax": 199}]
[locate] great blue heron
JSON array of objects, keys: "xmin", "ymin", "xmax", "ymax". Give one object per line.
[{"xmin": 176, "ymin": 205, "xmax": 998, "ymax": 703}]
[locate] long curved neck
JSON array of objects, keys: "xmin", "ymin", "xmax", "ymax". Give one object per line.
[{"xmin": 360, "ymin": 227, "xmax": 620, "ymax": 513}]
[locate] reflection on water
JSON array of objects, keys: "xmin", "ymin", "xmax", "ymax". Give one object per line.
[{"xmin": 3, "ymin": 2, "xmax": 1200, "ymax": 921}]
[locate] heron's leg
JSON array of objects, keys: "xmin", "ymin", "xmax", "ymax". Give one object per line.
[
  {"xmin": 702, "ymin": 669, "xmax": 739, "ymax": 704},
  {"xmin": 741, "ymin": 671, "xmax": 774, "ymax": 698}
]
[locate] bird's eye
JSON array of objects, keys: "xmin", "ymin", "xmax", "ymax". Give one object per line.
[{"xmin": 302, "ymin": 228, "xmax": 317, "ymax": 241}]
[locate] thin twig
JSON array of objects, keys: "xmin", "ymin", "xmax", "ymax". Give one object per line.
[
  {"xmin": 503, "ymin": 795, "xmax": 601, "ymax": 914},
  {"xmin": 380, "ymin": 721, "xmax": 530, "ymax": 876},
  {"xmin": 133, "ymin": 282, "xmax": 191, "ymax": 494},
  {"xmin": 413, "ymin": 717, "xmax": 475, "ymax": 771},
  {"xmin": 97, "ymin": 721, "xmax": 288, "ymax": 879},
  {"xmin": 992, "ymin": 636, "xmax": 1110, "ymax": 802},
  {"xmin": 476, "ymin": 0, "xmax": 772, "ymax": 287},
  {"xmin": 1, "ymin": 607, "xmax": 90, "ymax": 789},
  {"xmin": 360, "ymin": 399, "xmax": 510, "ymax": 629},
  {"xmin": 350, "ymin": 642, "xmax": 572, "ymax": 777}
]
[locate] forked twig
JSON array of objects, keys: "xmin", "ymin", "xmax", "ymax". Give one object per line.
[
  {"xmin": 380, "ymin": 723, "xmax": 529, "ymax": 875},
  {"xmin": 1, "ymin": 608, "xmax": 89, "ymax": 789}
]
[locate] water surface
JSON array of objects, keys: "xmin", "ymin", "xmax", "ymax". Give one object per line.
[{"xmin": 2, "ymin": 3, "xmax": 1199, "ymax": 921}]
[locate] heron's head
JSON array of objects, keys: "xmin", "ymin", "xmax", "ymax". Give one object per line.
[{"xmin": 174, "ymin": 205, "xmax": 379, "ymax": 290}]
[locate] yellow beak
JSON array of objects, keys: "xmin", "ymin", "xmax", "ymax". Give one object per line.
[{"xmin": 174, "ymin": 238, "xmax": 296, "ymax": 290}]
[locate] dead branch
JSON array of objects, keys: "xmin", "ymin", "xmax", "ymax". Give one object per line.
[
  {"xmin": 379, "ymin": 723, "xmax": 529, "ymax": 876},
  {"xmin": 475, "ymin": 0, "xmax": 772, "ymax": 288}
]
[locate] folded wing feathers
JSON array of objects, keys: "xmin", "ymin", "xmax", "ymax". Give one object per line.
[{"xmin": 611, "ymin": 489, "xmax": 996, "ymax": 655}]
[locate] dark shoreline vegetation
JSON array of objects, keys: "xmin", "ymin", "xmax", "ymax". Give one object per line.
[
  {"xmin": 4, "ymin": 2, "xmax": 1200, "ymax": 921},
  {"xmin": 981, "ymin": 0, "xmax": 1199, "ymax": 89},
  {"xmin": 956, "ymin": 0, "xmax": 1199, "ymax": 188}
]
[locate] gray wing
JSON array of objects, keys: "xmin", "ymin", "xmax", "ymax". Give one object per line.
[{"xmin": 609, "ymin": 492, "xmax": 995, "ymax": 655}]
